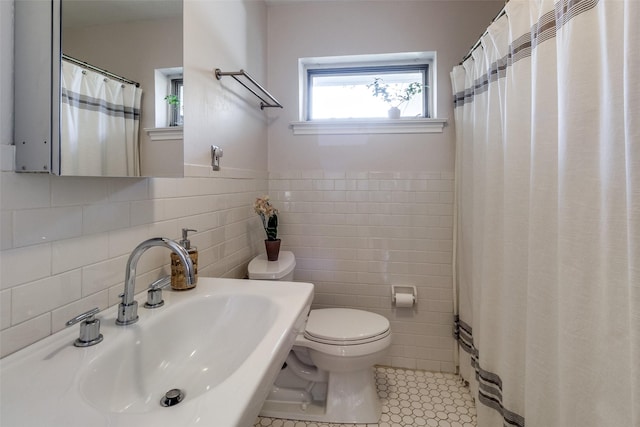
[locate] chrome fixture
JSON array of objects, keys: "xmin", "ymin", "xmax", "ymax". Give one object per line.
[
  {"xmin": 63, "ymin": 54, "xmax": 140, "ymax": 87},
  {"xmin": 214, "ymin": 69, "xmax": 283, "ymax": 110},
  {"xmin": 160, "ymin": 388, "xmax": 185, "ymax": 407},
  {"xmin": 116, "ymin": 237, "xmax": 195, "ymax": 326},
  {"xmin": 211, "ymin": 145, "xmax": 223, "ymax": 171},
  {"xmin": 144, "ymin": 276, "xmax": 171, "ymax": 309},
  {"xmin": 66, "ymin": 307, "xmax": 103, "ymax": 347}
]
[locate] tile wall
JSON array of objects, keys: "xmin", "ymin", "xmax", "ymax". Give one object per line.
[
  {"xmin": 270, "ymin": 170, "xmax": 455, "ymax": 372},
  {"xmin": 1, "ymin": 165, "xmax": 455, "ymax": 371},
  {"xmin": 0, "ymin": 163, "xmax": 267, "ymax": 357}
]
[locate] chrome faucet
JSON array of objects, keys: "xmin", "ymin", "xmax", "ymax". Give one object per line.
[
  {"xmin": 66, "ymin": 307, "xmax": 103, "ymax": 347},
  {"xmin": 116, "ymin": 237, "xmax": 195, "ymax": 325}
]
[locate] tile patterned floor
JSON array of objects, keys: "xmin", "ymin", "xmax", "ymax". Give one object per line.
[{"xmin": 254, "ymin": 366, "xmax": 477, "ymax": 427}]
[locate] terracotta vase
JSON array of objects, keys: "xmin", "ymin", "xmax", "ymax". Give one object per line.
[{"xmin": 264, "ymin": 239, "xmax": 281, "ymax": 261}]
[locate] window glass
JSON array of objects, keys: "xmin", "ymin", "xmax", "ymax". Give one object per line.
[
  {"xmin": 309, "ymin": 69, "xmax": 426, "ymax": 119},
  {"xmin": 171, "ymin": 78, "xmax": 184, "ymax": 126},
  {"xmin": 303, "ymin": 56, "xmax": 432, "ymax": 120}
]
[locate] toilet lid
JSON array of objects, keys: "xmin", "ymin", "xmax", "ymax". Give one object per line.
[{"xmin": 304, "ymin": 308, "xmax": 390, "ymax": 344}]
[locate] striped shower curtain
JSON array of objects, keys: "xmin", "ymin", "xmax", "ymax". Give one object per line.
[
  {"xmin": 60, "ymin": 59, "xmax": 141, "ymax": 176},
  {"xmin": 451, "ymin": 0, "xmax": 639, "ymax": 426}
]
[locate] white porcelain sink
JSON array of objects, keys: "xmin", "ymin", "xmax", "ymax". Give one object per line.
[{"xmin": 0, "ymin": 278, "xmax": 314, "ymax": 427}]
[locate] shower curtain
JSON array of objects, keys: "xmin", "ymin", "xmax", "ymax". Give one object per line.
[
  {"xmin": 450, "ymin": 0, "xmax": 639, "ymax": 426},
  {"xmin": 60, "ymin": 59, "xmax": 142, "ymax": 176}
]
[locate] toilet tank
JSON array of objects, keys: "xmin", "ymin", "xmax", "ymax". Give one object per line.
[{"xmin": 248, "ymin": 251, "xmax": 296, "ymax": 281}]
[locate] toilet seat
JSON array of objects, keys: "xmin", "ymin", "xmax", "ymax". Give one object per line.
[{"xmin": 303, "ymin": 308, "xmax": 390, "ymax": 346}]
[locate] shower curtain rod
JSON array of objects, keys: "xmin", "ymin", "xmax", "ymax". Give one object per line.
[
  {"xmin": 62, "ymin": 54, "xmax": 140, "ymax": 87},
  {"xmin": 459, "ymin": 1, "xmax": 508, "ymax": 65},
  {"xmin": 214, "ymin": 68, "xmax": 283, "ymax": 110}
]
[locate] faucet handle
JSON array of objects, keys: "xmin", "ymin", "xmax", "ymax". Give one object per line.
[
  {"xmin": 66, "ymin": 307, "xmax": 103, "ymax": 347},
  {"xmin": 149, "ymin": 275, "xmax": 171, "ymax": 291},
  {"xmin": 66, "ymin": 307, "xmax": 100, "ymax": 326},
  {"xmin": 144, "ymin": 276, "xmax": 171, "ymax": 309}
]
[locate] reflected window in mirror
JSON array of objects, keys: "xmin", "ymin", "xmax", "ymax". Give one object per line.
[
  {"xmin": 170, "ymin": 77, "xmax": 184, "ymax": 126},
  {"xmin": 154, "ymin": 67, "xmax": 183, "ymax": 128}
]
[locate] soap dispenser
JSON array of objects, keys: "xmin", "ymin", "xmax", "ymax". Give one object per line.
[{"xmin": 171, "ymin": 228, "xmax": 198, "ymax": 290}]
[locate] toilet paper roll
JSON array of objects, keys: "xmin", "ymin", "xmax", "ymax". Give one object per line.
[{"xmin": 394, "ymin": 293, "xmax": 415, "ymax": 308}]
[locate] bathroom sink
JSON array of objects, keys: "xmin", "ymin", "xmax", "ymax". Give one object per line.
[{"xmin": 0, "ymin": 278, "xmax": 313, "ymax": 427}]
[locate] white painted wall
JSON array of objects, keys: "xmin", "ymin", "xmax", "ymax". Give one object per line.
[{"xmin": 266, "ymin": 0, "xmax": 501, "ymax": 173}]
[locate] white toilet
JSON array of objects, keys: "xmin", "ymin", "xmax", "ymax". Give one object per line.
[{"xmin": 248, "ymin": 251, "xmax": 391, "ymax": 424}]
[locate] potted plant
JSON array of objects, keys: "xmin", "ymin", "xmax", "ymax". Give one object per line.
[
  {"xmin": 367, "ymin": 78, "xmax": 423, "ymax": 118},
  {"xmin": 254, "ymin": 195, "xmax": 280, "ymax": 261},
  {"xmin": 164, "ymin": 94, "xmax": 181, "ymax": 126}
]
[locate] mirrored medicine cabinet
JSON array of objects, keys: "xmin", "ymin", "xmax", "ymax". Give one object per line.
[{"xmin": 14, "ymin": 0, "xmax": 184, "ymax": 177}]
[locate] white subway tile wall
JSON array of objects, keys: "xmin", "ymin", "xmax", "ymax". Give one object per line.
[
  {"xmin": 270, "ymin": 170, "xmax": 455, "ymax": 372},
  {"xmin": 0, "ymin": 167, "xmax": 268, "ymax": 357},
  {"xmin": 0, "ymin": 167, "xmax": 455, "ymax": 372}
]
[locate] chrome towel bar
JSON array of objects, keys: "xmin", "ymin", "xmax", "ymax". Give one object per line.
[{"xmin": 215, "ymin": 68, "xmax": 283, "ymax": 110}]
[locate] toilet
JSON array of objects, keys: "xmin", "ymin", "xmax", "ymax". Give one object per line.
[{"xmin": 248, "ymin": 251, "xmax": 391, "ymax": 424}]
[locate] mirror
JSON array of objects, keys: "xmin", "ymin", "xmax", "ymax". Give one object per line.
[
  {"xmin": 14, "ymin": 0, "xmax": 183, "ymax": 177},
  {"xmin": 9, "ymin": 0, "xmax": 181, "ymax": 178},
  {"xmin": 59, "ymin": 0, "xmax": 183, "ymax": 177}
]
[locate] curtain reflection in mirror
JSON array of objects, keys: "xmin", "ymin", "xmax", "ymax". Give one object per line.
[{"xmin": 60, "ymin": 59, "xmax": 142, "ymax": 176}]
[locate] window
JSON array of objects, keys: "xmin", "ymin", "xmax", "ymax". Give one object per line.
[
  {"xmin": 308, "ymin": 65, "xmax": 429, "ymax": 120},
  {"xmin": 153, "ymin": 67, "xmax": 183, "ymax": 128},
  {"xmin": 300, "ymin": 52, "xmax": 436, "ymax": 120},
  {"xmin": 170, "ymin": 77, "xmax": 184, "ymax": 126},
  {"xmin": 293, "ymin": 52, "xmax": 446, "ymax": 134}
]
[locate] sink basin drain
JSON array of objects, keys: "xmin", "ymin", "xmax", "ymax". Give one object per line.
[{"xmin": 160, "ymin": 388, "xmax": 185, "ymax": 407}]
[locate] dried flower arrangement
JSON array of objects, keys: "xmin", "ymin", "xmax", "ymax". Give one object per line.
[{"xmin": 254, "ymin": 195, "xmax": 279, "ymax": 241}]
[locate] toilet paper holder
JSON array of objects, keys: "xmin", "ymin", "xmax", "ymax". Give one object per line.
[{"xmin": 391, "ymin": 285, "xmax": 417, "ymax": 307}]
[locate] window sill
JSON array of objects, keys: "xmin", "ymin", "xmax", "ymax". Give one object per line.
[
  {"xmin": 289, "ymin": 118, "xmax": 447, "ymax": 135},
  {"xmin": 145, "ymin": 126, "xmax": 184, "ymax": 141}
]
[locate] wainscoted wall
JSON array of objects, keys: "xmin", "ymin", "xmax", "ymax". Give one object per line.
[
  {"xmin": 264, "ymin": 0, "xmax": 502, "ymax": 372},
  {"xmin": 270, "ymin": 170, "xmax": 455, "ymax": 372},
  {"xmin": 0, "ymin": 166, "xmax": 267, "ymax": 357}
]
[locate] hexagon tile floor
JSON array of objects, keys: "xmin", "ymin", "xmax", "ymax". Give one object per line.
[{"xmin": 254, "ymin": 366, "xmax": 477, "ymax": 427}]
